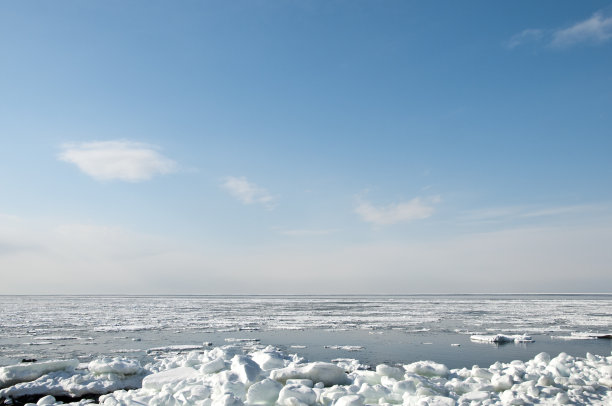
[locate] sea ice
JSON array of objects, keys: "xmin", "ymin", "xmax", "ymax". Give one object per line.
[
  {"xmin": 141, "ymin": 366, "xmax": 198, "ymax": 390},
  {"xmin": 88, "ymin": 358, "xmax": 142, "ymax": 376},
  {"xmin": 2, "ymin": 345, "xmax": 612, "ymax": 405},
  {"xmin": 270, "ymin": 362, "xmax": 350, "ymax": 386},
  {"xmin": 470, "ymin": 333, "xmax": 534, "ymax": 343},
  {"xmin": 0, "ymin": 359, "xmax": 79, "ymax": 388}
]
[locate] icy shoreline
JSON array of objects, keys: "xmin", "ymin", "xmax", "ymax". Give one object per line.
[{"xmin": 1, "ymin": 345, "xmax": 611, "ymax": 405}]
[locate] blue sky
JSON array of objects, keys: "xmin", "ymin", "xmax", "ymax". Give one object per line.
[{"xmin": 1, "ymin": 1, "xmax": 611, "ymax": 293}]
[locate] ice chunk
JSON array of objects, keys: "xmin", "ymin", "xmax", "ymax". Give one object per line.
[
  {"xmin": 0, "ymin": 359, "xmax": 79, "ymax": 388},
  {"xmin": 533, "ymin": 352, "xmax": 551, "ymax": 365},
  {"xmin": 350, "ymin": 370, "xmax": 381, "ymax": 386},
  {"xmin": 459, "ymin": 391, "xmax": 489, "ymax": 402},
  {"xmin": 212, "ymin": 393, "xmax": 244, "ymax": 406},
  {"xmin": 403, "ymin": 361, "xmax": 449, "ymax": 377},
  {"xmin": 270, "ymin": 362, "xmax": 350, "ymax": 386},
  {"xmin": 36, "ymin": 395, "xmax": 56, "ymax": 405},
  {"xmin": 277, "ymin": 384, "xmax": 316, "ymax": 406},
  {"xmin": 334, "ymin": 394, "xmax": 364, "ymax": 406},
  {"xmin": 375, "ymin": 364, "xmax": 403, "ymax": 380},
  {"xmin": 202, "ymin": 357, "xmax": 227, "ymax": 374},
  {"xmin": 0, "ymin": 367, "xmax": 145, "ymax": 399},
  {"xmin": 357, "ymin": 383, "xmax": 390, "ymax": 402},
  {"xmin": 231, "ymin": 355, "xmax": 263, "ymax": 385},
  {"xmin": 88, "ymin": 357, "xmax": 142, "ymax": 376},
  {"xmin": 286, "ymin": 379, "xmax": 313, "ymax": 387},
  {"xmin": 251, "ymin": 347, "xmax": 288, "ymax": 371},
  {"xmin": 491, "ymin": 373, "xmax": 514, "ymax": 391},
  {"xmin": 246, "ymin": 378, "xmax": 283, "ymax": 404},
  {"xmin": 392, "ymin": 379, "xmax": 416, "ymax": 395},
  {"xmin": 141, "ymin": 366, "xmax": 199, "ymax": 390}
]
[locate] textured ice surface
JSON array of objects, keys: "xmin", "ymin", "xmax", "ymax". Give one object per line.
[
  {"xmin": 3, "ymin": 295, "xmax": 611, "ymax": 341},
  {"xmin": 1, "ymin": 345, "xmax": 611, "ymax": 405},
  {"xmin": 2, "ymin": 295, "xmax": 612, "ymax": 375}
]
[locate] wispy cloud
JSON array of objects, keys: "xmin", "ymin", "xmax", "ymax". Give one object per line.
[
  {"xmin": 508, "ymin": 11, "xmax": 612, "ymax": 49},
  {"xmin": 222, "ymin": 176, "xmax": 276, "ymax": 209},
  {"xmin": 59, "ymin": 140, "xmax": 177, "ymax": 182},
  {"xmin": 507, "ymin": 29, "xmax": 545, "ymax": 49},
  {"xmin": 460, "ymin": 204, "xmax": 604, "ymax": 224},
  {"xmin": 551, "ymin": 12, "xmax": 612, "ymax": 48},
  {"xmin": 355, "ymin": 196, "xmax": 440, "ymax": 226}
]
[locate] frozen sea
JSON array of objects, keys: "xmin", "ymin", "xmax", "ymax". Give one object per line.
[{"xmin": 1, "ymin": 294, "xmax": 611, "ymax": 370}]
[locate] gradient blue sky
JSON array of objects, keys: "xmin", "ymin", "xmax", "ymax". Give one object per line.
[{"xmin": 1, "ymin": 1, "xmax": 611, "ymax": 293}]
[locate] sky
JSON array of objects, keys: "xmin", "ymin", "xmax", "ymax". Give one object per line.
[{"xmin": 1, "ymin": 1, "xmax": 611, "ymax": 294}]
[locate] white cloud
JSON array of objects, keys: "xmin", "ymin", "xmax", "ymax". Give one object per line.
[
  {"xmin": 508, "ymin": 11, "xmax": 612, "ymax": 49},
  {"xmin": 355, "ymin": 196, "xmax": 439, "ymax": 226},
  {"xmin": 551, "ymin": 12, "xmax": 612, "ymax": 47},
  {"xmin": 222, "ymin": 176, "xmax": 276, "ymax": 209},
  {"xmin": 506, "ymin": 29, "xmax": 544, "ymax": 49},
  {"xmin": 59, "ymin": 140, "xmax": 177, "ymax": 182}
]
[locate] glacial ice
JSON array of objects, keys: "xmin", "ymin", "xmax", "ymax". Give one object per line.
[{"xmin": 1, "ymin": 346, "xmax": 612, "ymax": 405}]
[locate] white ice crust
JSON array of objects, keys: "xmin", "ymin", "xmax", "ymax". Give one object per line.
[{"xmin": 1, "ymin": 346, "xmax": 612, "ymax": 405}]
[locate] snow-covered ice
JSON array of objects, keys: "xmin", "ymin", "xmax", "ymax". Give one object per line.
[{"xmin": 1, "ymin": 345, "xmax": 611, "ymax": 405}]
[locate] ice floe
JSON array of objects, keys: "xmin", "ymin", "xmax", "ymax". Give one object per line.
[
  {"xmin": 148, "ymin": 344, "xmax": 208, "ymax": 353},
  {"xmin": 551, "ymin": 331, "xmax": 612, "ymax": 340},
  {"xmin": 323, "ymin": 346, "xmax": 364, "ymax": 352},
  {"xmin": 0, "ymin": 359, "xmax": 79, "ymax": 389},
  {"xmin": 0, "ymin": 357, "xmax": 144, "ymax": 400},
  {"xmin": 0, "ymin": 345, "xmax": 611, "ymax": 405},
  {"xmin": 470, "ymin": 334, "xmax": 534, "ymax": 343}
]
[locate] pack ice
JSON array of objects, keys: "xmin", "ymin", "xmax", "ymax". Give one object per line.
[{"xmin": 1, "ymin": 345, "xmax": 612, "ymax": 405}]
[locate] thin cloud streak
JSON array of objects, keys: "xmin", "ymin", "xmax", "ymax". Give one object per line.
[
  {"xmin": 222, "ymin": 176, "xmax": 276, "ymax": 209},
  {"xmin": 507, "ymin": 29, "xmax": 544, "ymax": 49},
  {"xmin": 460, "ymin": 203, "xmax": 607, "ymax": 224},
  {"xmin": 59, "ymin": 140, "xmax": 177, "ymax": 182},
  {"xmin": 355, "ymin": 196, "xmax": 440, "ymax": 226},
  {"xmin": 508, "ymin": 11, "xmax": 612, "ymax": 49}
]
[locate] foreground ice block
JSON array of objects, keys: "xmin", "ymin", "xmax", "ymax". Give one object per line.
[
  {"xmin": 0, "ymin": 359, "xmax": 79, "ymax": 389},
  {"xmin": 271, "ymin": 362, "xmax": 350, "ymax": 386},
  {"xmin": 141, "ymin": 366, "xmax": 199, "ymax": 390}
]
